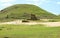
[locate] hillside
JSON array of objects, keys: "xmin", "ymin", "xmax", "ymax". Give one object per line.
[
  {"xmin": 0, "ymin": 4, "xmax": 57, "ymax": 21},
  {"xmin": 57, "ymin": 15, "xmax": 60, "ymax": 19}
]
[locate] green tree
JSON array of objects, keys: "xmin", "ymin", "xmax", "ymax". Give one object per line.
[{"xmin": 30, "ymin": 14, "xmax": 38, "ymax": 20}]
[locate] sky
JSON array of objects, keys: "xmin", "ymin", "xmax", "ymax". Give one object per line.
[{"xmin": 0, "ymin": 0, "xmax": 60, "ymax": 15}]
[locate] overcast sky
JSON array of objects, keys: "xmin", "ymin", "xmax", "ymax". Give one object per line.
[{"xmin": 0, "ymin": 0, "xmax": 60, "ymax": 15}]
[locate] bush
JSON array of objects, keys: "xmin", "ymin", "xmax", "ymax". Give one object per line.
[
  {"xmin": 0, "ymin": 29, "xmax": 2, "ymax": 30},
  {"xmin": 49, "ymin": 19, "xmax": 58, "ymax": 22},
  {"xmin": 22, "ymin": 20, "xmax": 29, "ymax": 22},
  {"xmin": 31, "ymin": 14, "xmax": 39, "ymax": 20},
  {"xmin": 4, "ymin": 37, "xmax": 9, "ymax": 38}
]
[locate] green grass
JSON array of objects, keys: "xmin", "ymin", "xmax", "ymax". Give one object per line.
[
  {"xmin": 48, "ymin": 19, "xmax": 60, "ymax": 22},
  {"xmin": 0, "ymin": 4, "xmax": 57, "ymax": 20},
  {"xmin": 0, "ymin": 24, "xmax": 60, "ymax": 38}
]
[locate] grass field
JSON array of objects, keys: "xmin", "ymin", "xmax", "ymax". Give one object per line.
[{"xmin": 0, "ymin": 24, "xmax": 60, "ymax": 38}]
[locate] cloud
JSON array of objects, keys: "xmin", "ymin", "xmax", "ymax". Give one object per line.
[
  {"xmin": 0, "ymin": 3, "xmax": 14, "ymax": 10},
  {"xmin": 26, "ymin": 0, "xmax": 50, "ymax": 6},
  {"xmin": 26, "ymin": 0, "xmax": 39, "ymax": 2},
  {"xmin": 0, "ymin": 0, "xmax": 15, "ymax": 3},
  {"xmin": 57, "ymin": 2, "xmax": 60, "ymax": 4},
  {"xmin": 0, "ymin": 0, "xmax": 16, "ymax": 10},
  {"xmin": 1, "ymin": 3, "xmax": 13, "ymax": 7}
]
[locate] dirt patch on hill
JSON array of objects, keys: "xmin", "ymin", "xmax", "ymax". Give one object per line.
[{"xmin": 0, "ymin": 20, "xmax": 60, "ymax": 27}]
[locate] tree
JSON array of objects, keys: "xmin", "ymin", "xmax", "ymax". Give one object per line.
[
  {"xmin": 30, "ymin": 14, "xmax": 38, "ymax": 20},
  {"xmin": 6, "ymin": 15, "xmax": 9, "ymax": 18}
]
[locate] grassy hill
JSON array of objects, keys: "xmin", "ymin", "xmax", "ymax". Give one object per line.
[{"xmin": 0, "ymin": 4, "xmax": 57, "ymax": 21}]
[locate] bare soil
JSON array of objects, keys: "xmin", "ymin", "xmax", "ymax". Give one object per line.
[{"xmin": 0, "ymin": 20, "xmax": 60, "ymax": 27}]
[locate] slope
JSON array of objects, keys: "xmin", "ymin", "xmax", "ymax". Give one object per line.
[{"xmin": 0, "ymin": 4, "xmax": 57, "ymax": 21}]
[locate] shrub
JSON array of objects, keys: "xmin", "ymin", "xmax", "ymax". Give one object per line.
[
  {"xmin": 4, "ymin": 37, "xmax": 9, "ymax": 38},
  {"xmin": 49, "ymin": 19, "xmax": 58, "ymax": 22},
  {"xmin": 0, "ymin": 29, "xmax": 2, "ymax": 30}
]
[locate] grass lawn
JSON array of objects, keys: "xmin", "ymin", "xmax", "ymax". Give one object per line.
[{"xmin": 0, "ymin": 24, "xmax": 60, "ymax": 38}]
